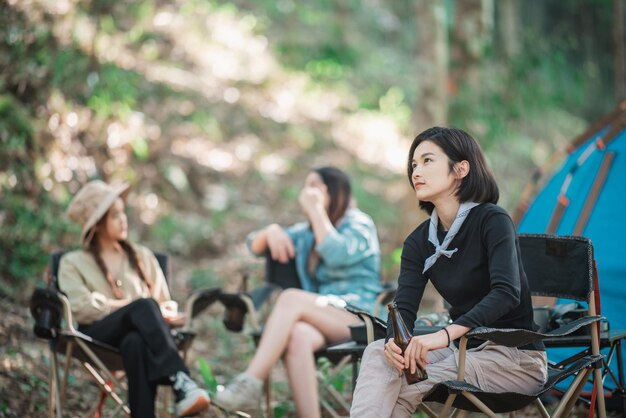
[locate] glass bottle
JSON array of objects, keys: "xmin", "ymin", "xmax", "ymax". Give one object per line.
[{"xmin": 388, "ymin": 301, "xmax": 428, "ymax": 383}]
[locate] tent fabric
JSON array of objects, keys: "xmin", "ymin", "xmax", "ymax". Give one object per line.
[{"xmin": 516, "ymin": 102, "xmax": 626, "ymax": 391}]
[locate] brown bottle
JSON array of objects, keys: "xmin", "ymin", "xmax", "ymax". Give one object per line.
[{"xmin": 388, "ymin": 301, "xmax": 428, "ymax": 384}]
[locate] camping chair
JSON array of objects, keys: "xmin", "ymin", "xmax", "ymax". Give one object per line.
[
  {"xmin": 411, "ymin": 234, "xmax": 607, "ymax": 418},
  {"xmin": 217, "ymin": 254, "xmax": 391, "ymax": 418},
  {"xmin": 29, "ymin": 250, "xmax": 222, "ymax": 418}
]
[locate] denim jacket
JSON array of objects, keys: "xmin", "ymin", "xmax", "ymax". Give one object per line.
[{"xmin": 279, "ymin": 208, "xmax": 382, "ymax": 313}]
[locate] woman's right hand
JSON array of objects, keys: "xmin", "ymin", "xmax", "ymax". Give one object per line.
[
  {"xmin": 384, "ymin": 338, "xmax": 407, "ymax": 372},
  {"xmin": 266, "ymin": 224, "xmax": 295, "ymax": 263}
]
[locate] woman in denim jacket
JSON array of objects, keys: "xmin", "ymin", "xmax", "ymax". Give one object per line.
[{"xmin": 214, "ymin": 166, "xmax": 381, "ymax": 417}]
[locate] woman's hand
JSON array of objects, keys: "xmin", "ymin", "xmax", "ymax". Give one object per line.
[
  {"xmin": 384, "ymin": 339, "xmax": 407, "ymax": 372},
  {"xmin": 404, "ymin": 330, "xmax": 449, "ymax": 374},
  {"xmin": 299, "ymin": 187, "xmax": 326, "ymax": 217},
  {"xmin": 163, "ymin": 312, "xmax": 187, "ymax": 328},
  {"xmin": 265, "ymin": 224, "xmax": 295, "ymax": 263}
]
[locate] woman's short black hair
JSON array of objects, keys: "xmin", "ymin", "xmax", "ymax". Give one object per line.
[
  {"xmin": 407, "ymin": 127, "xmax": 499, "ymax": 214},
  {"xmin": 314, "ymin": 166, "xmax": 352, "ymax": 225}
]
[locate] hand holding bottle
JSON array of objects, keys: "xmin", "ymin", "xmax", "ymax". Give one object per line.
[
  {"xmin": 387, "ymin": 302, "xmax": 428, "ymax": 383},
  {"xmin": 403, "ymin": 331, "xmax": 449, "ymax": 374},
  {"xmin": 384, "ymin": 338, "xmax": 407, "ymax": 372}
]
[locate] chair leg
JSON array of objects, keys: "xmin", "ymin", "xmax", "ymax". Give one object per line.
[
  {"xmin": 320, "ymin": 383, "xmax": 351, "ymax": 414},
  {"xmin": 320, "ymin": 398, "xmax": 346, "ymax": 418},
  {"xmin": 460, "ymin": 392, "xmax": 498, "ymax": 418},
  {"xmin": 593, "ymin": 366, "xmax": 607, "ymax": 418},
  {"xmin": 81, "ymin": 361, "xmax": 130, "ymax": 416},
  {"xmin": 62, "ymin": 342, "xmax": 73, "ymax": 407},
  {"xmin": 264, "ymin": 377, "xmax": 272, "ymax": 418},
  {"xmin": 49, "ymin": 346, "xmax": 62, "ymax": 418},
  {"xmin": 533, "ymin": 398, "xmax": 550, "ymax": 418},
  {"xmin": 552, "ymin": 367, "xmax": 591, "ymax": 418},
  {"xmin": 417, "ymin": 403, "xmax": 438, "ymax": 418},
  {"xmin": 438, "ymin": 394, "xmax": 458, "ymax": 417},
  {"xmin": 317, "ymin": 355, "xmax": 352, "ymax": 416}
]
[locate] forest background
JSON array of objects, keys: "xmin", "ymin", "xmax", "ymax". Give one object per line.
[{"xmin": 1, "ymin": 0, "xmax": 625, "ymax": 416}]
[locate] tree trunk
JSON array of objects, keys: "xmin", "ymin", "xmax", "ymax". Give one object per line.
[
  {"xmin": 413, "ymin": 0, "xmax": 449, "ymax": 129},
  {"xmin": 452, "ymin": 0, "xmax": 494, "ymax": 88},
  {"xmin": 408, "ymin": 0, "xmax": 450, "ymax": 312},
  {"xmin": 498, "ymin": 0, "xmax": 520, "ymax": 59}
]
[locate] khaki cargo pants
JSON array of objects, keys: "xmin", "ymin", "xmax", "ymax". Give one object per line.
[{"xmin": 350, "ymin": 339, "xmax": 547, "ymax": 418}]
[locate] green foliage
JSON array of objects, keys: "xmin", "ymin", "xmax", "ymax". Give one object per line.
[
  {"xmin": 197, "ymin": 357, "xmax": 218, "ymax": 394},
  {"xmin": 0, "ymin": 7, "xmax": 55, "ymax": 103},
  {"xmin": 131, "ymin": 138, "xmax": 149, "ymax": 160},
  {"xmin": 0, "ymin": 95, "xmax": 73, "ymax": 300},
  {"xmin": 51, "ymin": 47, "xmax": 91, "ymax": 96},
  {"xmin": 87, "ymin": 64, "xmax": 142, "ymax": 119},
  {"xmin": 188, "ymin": 267, "xmax": 224, "ymax": 290}
]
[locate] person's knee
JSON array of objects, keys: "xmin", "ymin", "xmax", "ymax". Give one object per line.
[
  {"xmin": 275, "ymin": 288, "xmax": 306, "ymax": 311},
  {"xmin": 128, "ymin": 297, "xmax": 160, "ymax": 314},
  {"xmin": 285, "ymin": 322, "xmax": 322, "ymax": 357}
]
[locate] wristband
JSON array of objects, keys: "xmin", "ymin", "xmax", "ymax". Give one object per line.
[{"xmin": 442, "ymin": 327, "xmax": 451, "ymax": 346}]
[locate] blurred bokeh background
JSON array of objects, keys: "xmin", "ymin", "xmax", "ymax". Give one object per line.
[{"xmin": 1, "ymin": 0, "xmax": 624, "ymax": 415}]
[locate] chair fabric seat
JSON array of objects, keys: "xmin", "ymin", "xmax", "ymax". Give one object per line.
[
  {"xmin": 466, "ymin": 316, "xmax": 603, "ymax": 348},
  {"xmin": 55, "ymin": 331, "xmax": 125, "ymax": 371},
  {"xmin": 423, "ymin": 354, "xmax": 604, "ymax": 413}
]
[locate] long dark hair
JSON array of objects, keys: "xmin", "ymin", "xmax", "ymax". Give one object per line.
[
  {"xmin": 314, "ymin": 166, "xmax": 352, "ymax": 226},
  {"xmin": 88, "ymin": 211, "xmax": 152, "ymax": 298},
  {"xmin": 407, "ymin": 127, "xmax": 499, "ymax": 214}
]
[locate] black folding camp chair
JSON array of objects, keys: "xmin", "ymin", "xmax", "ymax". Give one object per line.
[
  {"xmin": 29, "ymin": 251, "xmax": 221, "ymax": 418},
  {"xmin": 411, "ymin": 234, "xmax": 607, "ymax": 418}
]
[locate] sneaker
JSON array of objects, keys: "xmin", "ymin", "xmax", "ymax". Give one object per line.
[
  {"xmin": 171, "ymin": 371, "xmax": 210, "ymax": 417},
  {"xmin": 213, "ymin": 373, "xmax": 263, "ymax": 414}
]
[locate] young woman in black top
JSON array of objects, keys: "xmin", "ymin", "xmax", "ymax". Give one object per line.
[{"xmin": 350, "ymin": 127, "xmax": 547, "ymax": 417}]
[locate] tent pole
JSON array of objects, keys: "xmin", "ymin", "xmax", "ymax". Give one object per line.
[{"xmin": 573, "ymin": 152, "xmax": 615, "ymax": 236}]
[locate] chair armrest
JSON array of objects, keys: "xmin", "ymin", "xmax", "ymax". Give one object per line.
[
  {"xmin": 30, "ymin": 287, "xmax": 64, "ymax": 339},
  {"xmin": 466, "ymin": 315, "xmax": 604, "ymax": 347},
  {"xmin": 181, "ymin": 287, "xmax": 222, "ymax": 332},
  {"xmin": 185, "ymin": 287, "xmax": 222, "ymax": 319},
  {"xmin": 345, "ymin": 308, "xmax": 387, "ymax": 343},
  {"xmin": 215, "ymin": 284, "xmax": 284, "ymax": 333},
  {"xmin": 372, "ymin": 285, "xmax": 397, "ymax": 317}
]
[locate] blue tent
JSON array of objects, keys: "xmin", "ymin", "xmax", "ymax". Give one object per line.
[{"xmin": 515, "ymin": 102, "xmax": 626, "ymax": 400}]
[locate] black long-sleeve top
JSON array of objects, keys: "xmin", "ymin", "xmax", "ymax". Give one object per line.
[{"xmin": 388, "ymin": 203, "xmax": 543, "ymax": 350}]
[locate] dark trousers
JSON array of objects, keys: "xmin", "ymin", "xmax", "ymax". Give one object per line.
[{"xmin": 79, "ymin": 298, "xmax": 187, "ymax": 418}]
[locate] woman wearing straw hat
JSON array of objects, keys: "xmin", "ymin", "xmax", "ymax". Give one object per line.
[{"xmin": 59, "ymin": 180, "xmax": 210, "ymax": 418}]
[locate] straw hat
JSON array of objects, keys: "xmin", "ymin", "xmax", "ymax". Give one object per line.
[{"xmin": 66, "ymin": 180, "xmax": 130, "ymax": 246}]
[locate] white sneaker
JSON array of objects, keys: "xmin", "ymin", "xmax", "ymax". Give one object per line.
[
  {"xmin": 171, "ymin": 371, "xmax": 210, "ymax": 417},
  {"xmin": 213, "ymin": 373, "xmax": 263, "ymax": 414}
]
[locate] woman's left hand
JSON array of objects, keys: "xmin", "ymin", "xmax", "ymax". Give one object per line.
[
  {"xmin": 404, "ymin": 329, "xmax": 449, "ymax": 374},
  {"xmin": 163, "ymin": 312, "xmax": 187, "ymax": 328}
]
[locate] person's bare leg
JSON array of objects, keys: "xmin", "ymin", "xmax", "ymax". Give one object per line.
[
  {"xmin": 246, "ymin": 289, "xmax": 360, "ymax": 380},
  {"xmin": 283, "ymin": 322, "xmax": 326, "ymax": 418}
]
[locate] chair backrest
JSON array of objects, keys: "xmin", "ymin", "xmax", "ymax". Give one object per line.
[
  {"xmin": 264, "ymin": 253, "xmax": 301, "ymax": 289},
  {"xmin": 518, "ymin": 233, "xmax": 594, "ymax": 302},
  {"xmin": 49, "ymin": 250, "xmax": 66, "ymax": 290}
]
